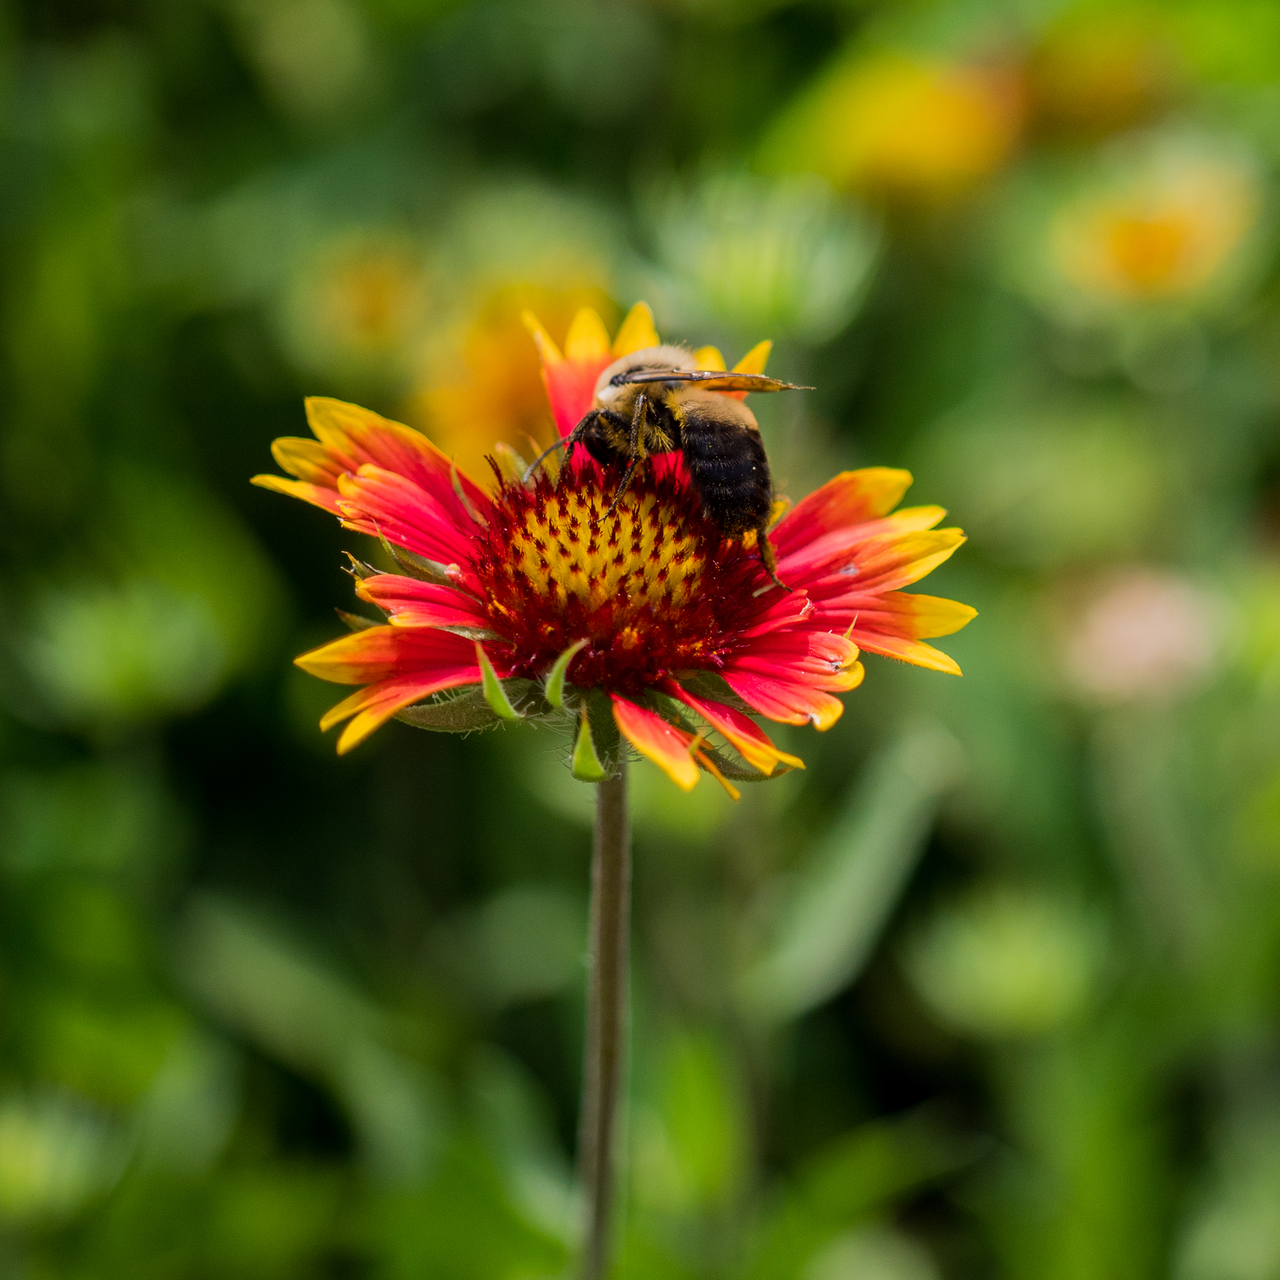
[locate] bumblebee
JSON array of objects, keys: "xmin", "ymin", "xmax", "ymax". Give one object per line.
[{"xmin": 527, "ymin": 345, "xmax": 810, "ymax": 588}]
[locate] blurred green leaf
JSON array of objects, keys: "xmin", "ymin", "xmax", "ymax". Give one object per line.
[
  {"xmin": 0, "ymin": 1091, "xmax": 126, "ymax": 1227},
  {"xmin": 738, "ymin": 723, "xmax": 962, "ymax": 1025},
  {"xmin": 746, "ymin": 1108, "xmax": 973, "ymax": 1280},
  {"xmin": 175, "ymin": 895, "xmax": 445, "ymax": 1183}
]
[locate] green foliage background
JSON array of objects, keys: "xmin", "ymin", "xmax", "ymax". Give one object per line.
[{"xmin": 2, "ymin": 1, "xmax": 1280, "ymax": 1277}]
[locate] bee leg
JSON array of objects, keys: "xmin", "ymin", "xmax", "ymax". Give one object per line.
[
  {"xmin": 757, "ymin": 526, "xmax": 791, "ymax": 592},
  {"xmin": 596, "ymin": 394, "xmax": 648, "ymax": 523}
]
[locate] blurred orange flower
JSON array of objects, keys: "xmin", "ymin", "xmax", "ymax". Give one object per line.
[
  {"xmin": 1052, "ymin": 146, "xmax": 1260, "ymax": 303},
  {"xmin": 764, "ymin": 50, "xmax": 1025, "ymax": 202},
  {"xmin": 405, "ymin": 286, "xmax": 614, "ymax": 483}
]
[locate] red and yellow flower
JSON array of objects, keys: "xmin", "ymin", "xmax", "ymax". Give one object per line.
[{"xmin": 254, "ymin": 303, "xmax": 975, "ymax": 793}]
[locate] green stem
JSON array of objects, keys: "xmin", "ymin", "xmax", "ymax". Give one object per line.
[{"xmin": 579, "ymin": 763, "xmax": 631, "ymax": 1280}]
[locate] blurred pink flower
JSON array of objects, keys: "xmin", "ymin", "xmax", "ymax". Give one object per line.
[{"xmin": 1063, "ymin": 568, "xmax": 1223, "ymax": 702}]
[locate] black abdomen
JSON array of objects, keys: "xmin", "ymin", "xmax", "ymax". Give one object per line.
[{"xmin": 680, "ymin": 404, "xmax": 773, "ymax": 536}]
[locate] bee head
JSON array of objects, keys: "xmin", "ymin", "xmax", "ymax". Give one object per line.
[{"xmin": 593, "ymin": 344, "xmax": 698, "ymax": 410}]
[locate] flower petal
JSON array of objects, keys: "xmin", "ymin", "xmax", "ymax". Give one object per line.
[
  {"xmin": 773, "ymin": 468, "xmax": 914, "ymax": 555},
  {"xmin": 665, "ymin": 682, "xmax": 804, "ymax": 775},
  {"xmin": 611, "ymin": 301, "xmax": 660, "ymax": 356},
  {"xmin": 721, "ymin": 671, "xmax": 856, "ymax": 730},
  {"xmin": 356, "ymin": 575, "xmax": 493, "ymax": 632},
  {"xmin": 725, "ymin": 630, "xmax": 862, "ymax": 691},
  {"xmin": 540, "ymin": 352, "xmax": 610, "ymax": 438},
  {"xmin": 323, "ymin": 675, "xmax": 481, "ymax": 754},
  {"xmin": 779, "ymin": 505, "xmax": 948, "ymax": 580},
  {"xmin": 296, "ymin": 627, "xmax": 506, "ymax": 753},
  {"xmin": 844, "ymin": 529, "xmax": 967, "ymax": 593},
  {"xmin": 296, "ymin": 625, "xmax": 481, "ymax": 685},
  {"xmin": 305, "ymin": 397, "xmax": 490, "ymax": 521},
  {"xmin": 827, "ymin": 591, "xmax": 977, "ymax": 640},
  {"xmin": 251, "ymin": 473, "xmax": 342, "ymax": 515},
  {"xmin": 270, "ymin": 436, "xmax": 348, "ymax": 487},
  {"xmin": 564, "ymin": 307, "xmax": 612, "ymax": 363},
  {"xmin": 854, "ymin": 633, "xmax": 964, "ymax": 675},
  {"xmin": 521, "ymin": 309, "xmax": 563, "ymax": 363},
  {"xmin": 733, "ymin": 340, "xmax": 772, "ymax": 374},
  {"xmin": 336, "ymin": 466, "xmax": 480, "ymax": 575},
  {"xmin": 611, "ymin": 695, "xmax": 700, "ymax": 790}
]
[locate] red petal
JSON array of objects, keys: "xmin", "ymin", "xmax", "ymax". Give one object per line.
[
  {"xmin": 721, "ymin": 672, "xmax": 851, "ymax": 730},
  {"xmin": 251, "ymin": 473, "xmax": 343, "ymax": 515},
  {"xmin": 665, "ymin": 682, "xmax": 804, "ymax": 775},
  {"xmin": 336, "ymin": 467, "xmax": 481, "ymax": 581},
  {"xmin": 306, "ymin": 397, "xmax": 490, "ymax": 524},
  {"xmin": 295, "ymin": 625, "xmax": 484, "ymax": 685},
  {"xmin": 726, "ymin": 630, "xmax": 861, "ymax": 689},
  {"xmin": 611, "ymin": 695, "xmax": 700, "ymax": 790},
  {"xmin": 773, "ymin": 468, "xmax": 914, "ymax": 555},
  {"xmin": 542, "ymin": 358, "xmax": 611, "ymax": 438},
  {"xmin": 356, "ymin": 575, "xmax": 493, "ymax": 632},
  {"xmin": 323, "ymin": 673, "xmax": 482, "ymax": 754},
  {"xmin": 777, "ymin": 507, "xmax": 948, "ymax": 580}
]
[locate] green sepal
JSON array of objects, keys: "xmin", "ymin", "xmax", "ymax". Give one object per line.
[
  {"xmin": 342, "ymin": 552, "xmax": 379, "ymax": 580},
  {"xmin": 571, "ymin": 710, "xmax": 606, "ymax": 781},
  {"xmin": 377, "ymin": 531, "xmax": 461, "ymax": 588},
  {"xmin": 477, "ymin": 645, "xmax": 521, "ymax": 720},
  {"xmin": 438, "ymin": 624, "xmax": 506, "ymax": 643},
  {"xmin": 396, "ymin": 687, "xmax": 503, "ymax": 733},
  {"xmin": 336, "ymin": 609, "xmax": 380, "ymax": 632},
  {"xmin": 585, "ymin": 689, "xmax": 622, "ymax": 775},
  {"xmin": 544, "ymin": 639, "xmax": 589, "ymax": 710}
]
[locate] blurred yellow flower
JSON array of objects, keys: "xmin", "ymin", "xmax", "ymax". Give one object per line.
[
  {"xmin": 280, "ymin": 234, "xmax": 429, "ymax": 386},
  {"xmin": 1052, "ymin": 143, "xmax": 1261, "ymax": 304},
  {"xmin": 405, "ymin": 285, "xmax": 613, "ymax": 483},
  {"xmin": 764, "ymin": 50, "xmax": 1024, "ymax": 202}
]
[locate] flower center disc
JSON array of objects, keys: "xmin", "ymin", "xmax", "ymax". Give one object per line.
[{"xmin": 475, "ymin": 468, "xmax": 763, "ymax": 692}]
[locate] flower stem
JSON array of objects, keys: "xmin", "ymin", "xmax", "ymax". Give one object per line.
[{"xmin": 579, "ymin": 762, "xmax": 631, "ymax": 1280}]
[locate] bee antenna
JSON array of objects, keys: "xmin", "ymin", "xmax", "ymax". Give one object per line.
[{"xmin": 523, "ymin": 436, "xmax": 572, "ymax": 483}]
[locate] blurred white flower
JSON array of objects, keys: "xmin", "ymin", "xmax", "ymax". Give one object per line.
[
  {"xmin": 640, "ymin": 172, "xmax": 879, "ymax": 343},
  {"xmin": 1062, "ymin": 568, "xmax": 1225, "ymax": 703}
]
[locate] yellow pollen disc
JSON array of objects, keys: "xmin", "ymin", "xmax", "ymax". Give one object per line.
[{"xmin": 510, "ymin": 491, "xmax": 704, "ymax": 617}]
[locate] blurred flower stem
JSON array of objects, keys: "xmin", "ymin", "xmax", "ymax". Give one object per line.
[{"xmin": 579, "ymin": 763, "xmax": 631, "ymax": 1280}]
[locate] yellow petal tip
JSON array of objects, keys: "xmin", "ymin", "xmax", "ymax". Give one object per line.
[
  {"xmin": 522, "ymin": 310, "xmax": 563, "ymax": 365},
  {"xmin": 611, "ymin": 301, "xmax": 660, "ymax": 356},
  {"xmin": 564, "ymin": 307, "xmax": 612, "ymax": 363}
]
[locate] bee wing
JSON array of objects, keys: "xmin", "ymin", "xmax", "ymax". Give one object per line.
[{"xmin": 614, "ymin": 370, "xmax": 813, "ymax": 393}]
